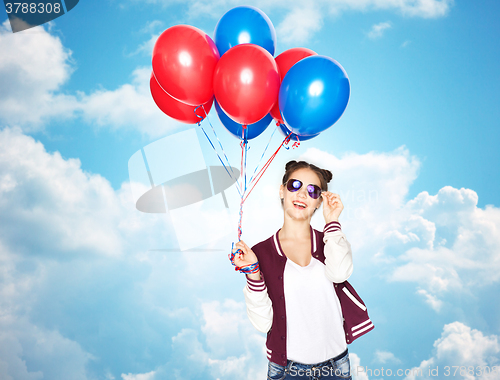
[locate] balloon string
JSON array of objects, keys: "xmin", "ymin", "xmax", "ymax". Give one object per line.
[
  {"xmin": 248, "ymin": 123, "xmax": 279, "ymax": 185},
  {"xmin": 203, "ymin": 104, "xmax": 240, "ymax": 182},
  {"xmin": 194, "ymin": 106, "xmax": 242, "ymax": 198},
  {"xmin": 242, "ymin": 132, "xmax": 293, "ymax": 203},
  {"xmin": 198, "ymin": 105, "xmax": 239, "ymax": 181},
  {"xmin": 237, "ymin": 126, "xmax": 248, "ymax": 240},
  {"xmin": 243, "ymin": 125, "xmax": 248, "ymax": 192}
]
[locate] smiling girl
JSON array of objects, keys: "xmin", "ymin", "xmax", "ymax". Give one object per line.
[{"xmin": 231, "ymin": 160, "xmax": 373, "ymax": 380}]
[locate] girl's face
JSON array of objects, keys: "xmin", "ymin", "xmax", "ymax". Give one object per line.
[{"xmin": 279, "ymin": 168, "xmax": 323, "ymax": 221}]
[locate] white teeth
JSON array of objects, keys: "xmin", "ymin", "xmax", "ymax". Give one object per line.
[{"xmin": 293, "ymin": 202, "xmax": 306, "ymax": 208}]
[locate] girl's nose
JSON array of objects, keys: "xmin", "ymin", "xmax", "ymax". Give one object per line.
[{"xmin": 297, "ymin": 187, "xmax": 308, "ymax": 198}]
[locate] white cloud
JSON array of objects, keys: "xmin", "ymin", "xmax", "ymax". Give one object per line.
[
  {"xmin": 404, "ymin": 322, "xmax": 500, "ymax": 380},
  {"xmin": 126, "ymin": 299, "xmax": 268, "ymax": 380},
  {"xmin": 350, "ymin": 352, "xmax": 370, "ymax": 380},
  {"xmin": 0, "ymin": 20, "xmax": 77, "ymax": 128},
  {"xmin": 0, "ymin": 315, "xmax": 93, "ymax": 380},
  {"xmin": 78, "ymin": 67, "xmax": 179, "ymax": 138},
  {"xmin": 374, "ymin": 349, "xmax": 402, "ymax": 364},
  {"xmin": 416, "ymin": 288, "xmax": 443, "ymax": 312},
  {"xmin": 139, "ymin": 20, "xmax": 164, "ymax": 34},
  {"xmin": 121, "ymin": 371, "xmax": 156, "ymax": 380},
  {"xmin": 0, "ymin": 22, "xmax": 184, "ymax": 137},
  {"xmin": 172, "ymin": 299, "xmax": 267, "ymax": 380},
  {"xmin": 166, "ymin": 0, "xmax": 454, "ymax": 20},
  {"xmin": 276, "ymin": 7, "xmax": 323, "ymax": 44},
  {"xmin": 0, "ymin": 128, "xmax": 193, "ymax": 379},
  {"xmin": 0, "ymin": 127, "xmax": 126, "ymax": 256},
  {"xmin": 129, "ymin": 33, "xmax": 160, "ymax": 56},
  {"xmin": 367, "ymin": 21, "xmax": 392, "ymax": 39},
  {"xmin": 389, "ymin": 186, "xmax": 500, "ymax": 299}
]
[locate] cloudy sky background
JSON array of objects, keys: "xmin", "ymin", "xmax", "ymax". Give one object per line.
[{"xmin": 1, "ymin": 0, "xmax": 499, "ymax": 379}]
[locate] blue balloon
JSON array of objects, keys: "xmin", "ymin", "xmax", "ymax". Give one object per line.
[
  {"xmin": 278, "ymin": 123, "xmax": 319, "ymax": 141},
  {"xmin": 214, "ymin": 6, "xmax": 276, "ymax": 56},
  {"xmin": 215, "ymin": 100, "xmax": 272, "ymax": 140},
  {"xmin": 279, "ymin": 55, "xmax": 350, "ymax": 136}
]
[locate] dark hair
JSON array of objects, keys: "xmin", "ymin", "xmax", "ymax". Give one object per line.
[{"xmin": 282, "ymin": 160, "xmax": 333, "ymax": 191}]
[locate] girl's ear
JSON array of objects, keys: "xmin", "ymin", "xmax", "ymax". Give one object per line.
[{"xmin": 279, "ymin": 184, "xmax": 284, "ymax": 200}]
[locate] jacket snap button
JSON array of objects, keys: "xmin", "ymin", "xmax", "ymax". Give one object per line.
[
  {"xmin": 280, "ymin": 295, "xmax": 284, "ymax": 300},
  {"xmin": 281, "ymin": 315, "xmax": 285, "ymax": 319},
  {"xmin": 281, "ymin": 336, "xmax": 285, "ymax": 340},
  {"xmin": 279, "ymin": 276, "xmax": 283, "ymax": 280}
]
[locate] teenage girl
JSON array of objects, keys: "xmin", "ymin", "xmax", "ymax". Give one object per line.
[{"xmin": 232, "ymin": 160, "xmax": 367, "ymax": 380}]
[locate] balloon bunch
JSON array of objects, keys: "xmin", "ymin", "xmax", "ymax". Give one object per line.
[{"xmin": 150, "ymin": 6, "xmax": 351, "ymax": 240}]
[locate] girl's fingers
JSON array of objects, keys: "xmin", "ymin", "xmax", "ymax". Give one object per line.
[{"xmin": 234, "ymin": 241, "xmax": 244, "ymax": 249}]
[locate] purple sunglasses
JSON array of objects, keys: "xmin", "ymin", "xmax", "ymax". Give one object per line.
[{"xmin": 285, "ymin": 179, "xmax": 322, "ymax": 199}]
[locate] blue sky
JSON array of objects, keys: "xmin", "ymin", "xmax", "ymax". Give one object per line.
[{"xmin": 1, "ymin": 1, "xmax": 500, "ymax": 379}]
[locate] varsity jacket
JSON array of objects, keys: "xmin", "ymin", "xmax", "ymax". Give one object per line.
[{"xmin": 243, "ymin": 221, "xmax": 374, "ymax": 367}]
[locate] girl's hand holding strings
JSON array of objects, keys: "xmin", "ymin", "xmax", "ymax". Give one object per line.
[
  {"xmin": 231, "ymin": 240, "xmax": 261, "ymax": 279},
  {"xmin": 232, "ymin": 240, "xmax": 258, "ymax": 267}
]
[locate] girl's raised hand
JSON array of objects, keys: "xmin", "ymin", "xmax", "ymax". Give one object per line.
[{"xmin": 322, "ymin": 191, "xmax": 344, "ymax": 223}]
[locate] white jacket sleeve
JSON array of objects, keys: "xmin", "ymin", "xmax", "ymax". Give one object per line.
[
  {"xmin": 323, "ymin": 221, "xmax": 353, "ymax": 283},
  {"xmin": 242, "ymin": 275, "xmax": 273, "ymax": 333}
]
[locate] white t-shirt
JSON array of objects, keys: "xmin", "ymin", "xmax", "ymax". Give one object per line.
[{"xmin": 284, "ymin": 257, "xmax": 347, "ymax": 364}]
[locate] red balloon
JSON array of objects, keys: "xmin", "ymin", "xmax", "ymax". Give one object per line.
[
  {"xmin": 150, "ymin": 72, "xmax": 213, "ymax": 124},
  {"xmin": 152, "ymin": 25, "xmax": 220, "ymax": 106},
  {"xmin": 213, "ymin": 44, "xmax": 280, "ymax": 125},
  {"xmin": 270, "ymin": 47, "xmax": 317, "ymax": 123}
]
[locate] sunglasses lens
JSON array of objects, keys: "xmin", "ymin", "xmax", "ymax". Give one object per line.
[
  {"xmin": 287, "ymin": 179, "xmax": 302, "ymax": 192},
  {"xmin": 307, "ymin": 184, "xmax": 322, "ymax": 199}
]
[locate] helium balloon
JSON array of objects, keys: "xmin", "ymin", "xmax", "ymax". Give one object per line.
[
  {"xmin": 213, "ymin": 44, "xmax": 280, "ymax": 125},
  {"xmin": 214, "ymin": 6, "xmax": 276, "ymax": 56},
  {"xmin": 270, "ymin": 47, "xmax": 317, "ymax": 123},
  {"xmin": 215, "ymin": 100, "xmax": 272, "ymax": 140},
  {"xmin": 278, "ymin": 123, "xmax": 319, "ymax": 141},
  {"xmin": 152, "ymin": 25, "xmax": 220, "ymax": 106},
  {"xmin": 279, "ymin": 55, "xmax": 350, "ymax": 136},
  {"xmin": 150, "ymin": 72, "xmax": 213, "ymax": 124}
]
